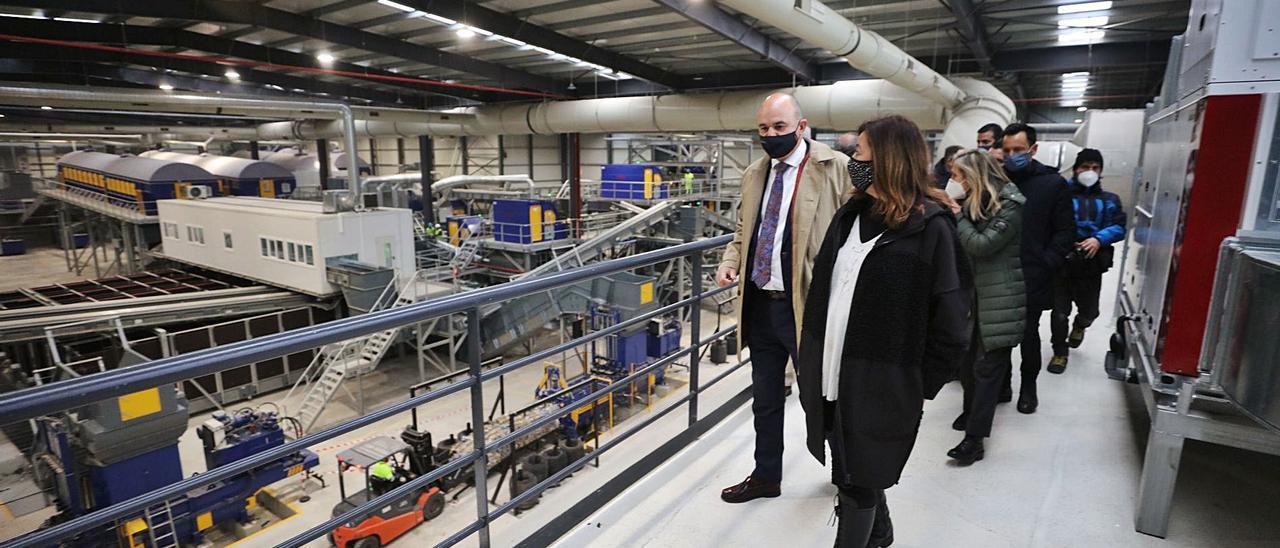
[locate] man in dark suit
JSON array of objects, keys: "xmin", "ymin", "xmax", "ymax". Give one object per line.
[{"xmin": 1001, "ymin": 123, "xmax": 1074, "ymax": 414}]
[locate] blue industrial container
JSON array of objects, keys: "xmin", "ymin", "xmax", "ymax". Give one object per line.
[
  {"xmin": 602, "ymin": 164, "xmax": 656, "ymax": 182},
  {"xmin": 72, "ymin": 233, "xmax": 89, "ymax": 249},
  {"xmin": 1, "ymin": 239, "xmax": 25, "ymax": 256},
  {"xmin": 492, "ymin": 199, "xmax": 568, "ymax": 244}
]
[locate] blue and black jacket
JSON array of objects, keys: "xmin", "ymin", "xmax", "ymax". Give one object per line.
[{"xmin": 1065, "ymin": 177, "xmax": 1126, "ymax": 274}]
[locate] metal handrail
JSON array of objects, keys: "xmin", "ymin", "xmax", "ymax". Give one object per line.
[{"xmin": 0, "ymin": 234, "xmax": 734, "ymax": 548}]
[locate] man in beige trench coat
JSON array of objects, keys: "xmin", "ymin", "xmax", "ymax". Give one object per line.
[{"xmin": 716, "ymin": 93, "xmax": 853, "ymax": 503}]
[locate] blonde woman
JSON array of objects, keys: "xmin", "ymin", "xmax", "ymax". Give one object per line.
[{"xmin": 946, "ymin": 149, "xmax": 1026, "ymax": 465}]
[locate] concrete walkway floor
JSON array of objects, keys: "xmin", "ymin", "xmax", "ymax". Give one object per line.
[{"xmin": 554, "ymin": 268, "xmax": 1280, "ymax": 548}]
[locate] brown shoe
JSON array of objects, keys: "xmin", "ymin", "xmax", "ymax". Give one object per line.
[{"xmin": 720, "ymin": 475, "xmax": 780, "ymax": 503}]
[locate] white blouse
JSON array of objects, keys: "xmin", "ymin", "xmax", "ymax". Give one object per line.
[{"xmin": 822, "ymin": 215, "xmax": 884, "ymax": 402}]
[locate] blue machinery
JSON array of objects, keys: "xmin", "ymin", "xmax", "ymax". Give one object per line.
[
  {"xmin": 0, "ymin": 235, "xmax": 744, "ymax": 548},
  {"xmin": 33, "ymin": 394, "xmax": 318, "ymax": 547}
]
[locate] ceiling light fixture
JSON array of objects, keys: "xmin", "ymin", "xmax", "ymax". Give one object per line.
[
  {"xmin": 456, "ymin": 27, "xmax": 475, "ymax": 38},
  {"xmin": 1061, "ymin": 99, "xmax": 1085, "ymax": 107},
  {"xmin": 1058, "ymin": 29, "xmax": 1106, "ymax": 45},
  {"xmin": 1059, "ymin": 15, "xmax": 1109, "ymax": 28},
  {"xmin": 1074, "ymin": 119, "xmax": 1084, "ymax": 123},
  {"xmin": 1058, "ymin": 1, "xmax": 1112, "ymax": 15},
  {"xmin": 1061, "ymin": 71, "xmax": 1091, "ymax": 79},
  {"xmin": 158, "ymin": 83, "xmax": 174, "ymax": 90},
  {"xmin": 40, "ymin": 106, "xmax": 52, "ymax": 110},
  {"xmin": 316, "ymin": 52, "xmax": 335, "ymax": 64},
  {"xmin": 423, "ymin": 13, "xmax": 456, "ymax": 25},
  {"xmin": 225, "ymin": 69, "xmax": 240, "ymax": 79},
  {"xmin": 1077, "ymin": 106, "xmax": 1089, "ymax": 112},
  {"xmin": 377, "ymin": 0, "xmax": 416, "ymax": 13},
  {"xmin": 52, "ymin": 16, "xmax": 101, "ymax": 23}
]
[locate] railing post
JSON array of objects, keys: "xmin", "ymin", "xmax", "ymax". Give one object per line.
[
  {"xmin": 467, "ymin": 307, "xmax": 491, "ymax": 547},
  {"xmin": 688, "ymin": 250, "xmax": 702, "ymax": 427}
]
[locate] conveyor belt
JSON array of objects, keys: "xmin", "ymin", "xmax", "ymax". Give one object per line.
[{"xmin": 0, "ymin": 285, "xmax": 315, "ymax": 341}]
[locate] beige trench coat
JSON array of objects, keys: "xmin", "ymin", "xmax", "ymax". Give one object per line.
[{"xmin": 719, "ymin": 139, "xmax": 853, "ymax": 347}]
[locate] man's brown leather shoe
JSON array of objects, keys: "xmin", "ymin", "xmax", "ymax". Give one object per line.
[{"xmin": 720, "ymin": 475, "xmax": 781, "ymax": 503}]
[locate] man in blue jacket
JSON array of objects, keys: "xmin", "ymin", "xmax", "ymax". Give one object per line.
[{"xmin": 1048, "ymin": 148, "xmax": 1126, "ymax": 373}]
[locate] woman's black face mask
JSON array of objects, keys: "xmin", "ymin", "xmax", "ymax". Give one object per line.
[{"xmin": 848, "ymin": 158, "xmax": 874, "ymax": 192}]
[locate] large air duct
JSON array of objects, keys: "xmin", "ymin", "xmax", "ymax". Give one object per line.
[{"xmin": 720, "ymin": 0, "xmax": 1015, "ymax": 151}]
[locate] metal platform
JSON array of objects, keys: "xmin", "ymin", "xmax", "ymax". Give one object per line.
[
  {"xmin": 477, "ymin": 237, "xmax": 580, "ymax": 253},
  {"xmin": 35, "ymin": 185, "xmax": 155, "ymax": 225}
]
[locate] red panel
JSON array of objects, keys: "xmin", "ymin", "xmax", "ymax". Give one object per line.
[{"xmin": 1161, "ymin": 94, "xmax": 1262, "ymax": 375}]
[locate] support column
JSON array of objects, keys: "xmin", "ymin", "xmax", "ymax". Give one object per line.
[
  {"xmin": 569, "ymin": 133, "xmax": 582, "ymax": 238},
  {"xmin": 397, "ymin": 138, "xmax": 406, "ymax": 166},
  {"xmin": 1135, "ymin": 409, "xmax": 1185, "ymax": 538},
  {"xmin": 460, "ymin": 136, "xmax": 470, "ymax": 176},
  {"xmin": 249, "ymin": 141, "xmax": 259, "ymax": 160},
  {"xmin": 419, "ymin": 135, "xmax": 436, "ymax": 223},
  {"xmin": 497, "ymin": 135, "xmax": 506, "ymax": 175},
  {"xmin": 367, "ymin": 138, "xmax": 379, "ymax": 176},
  {"xmin": 527, "ymin": 135, "xmax": 535, "ymax": 176},
  {"xmin": 316, "ymin": 140, "xmax": 331, "ymax": 191}
]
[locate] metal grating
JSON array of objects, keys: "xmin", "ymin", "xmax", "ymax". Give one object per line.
[{"xmin": 0, "ymin": 268, "xmax": 251, "ymax": 310}]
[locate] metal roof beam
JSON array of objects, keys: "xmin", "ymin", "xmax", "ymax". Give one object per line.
[
  {"xmin": 651, "ymin": 0, "xmax": 818, "ymax": 82},
  {"xmin": 393, "ymin": 0, "xmax": 683, "ymax": 89},
  {"xmin": 0, "ymin": 18, "xmax": 509, "ymax": 103},
  {"xmin": 991, "ymin": 39, "xmax": 1173, "ymax": 73},
  {"xmin": 0, "ymin": 45, "xmax": 426, "ymax": 108},
  {"xmin": 0, "ymin": 0, "xmax": 568, "ymax": 95}
]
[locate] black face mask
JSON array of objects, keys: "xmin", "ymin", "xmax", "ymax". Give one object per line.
[
  {"xmin": 760, "ymin": 131, "xmax": 799, "ymax": 159},
  {"xmin": 847, "ymin": 158, "xmax": 874, "ymax": 192}
]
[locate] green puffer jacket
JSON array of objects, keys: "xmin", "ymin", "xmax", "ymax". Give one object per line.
[{"xmin": 957, "ymin": 181, "xmax": 1027, "ymax": 351}]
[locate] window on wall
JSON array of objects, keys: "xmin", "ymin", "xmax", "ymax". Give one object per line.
[
  {"xmin": 223, "ymin": 230, "xmax": 233, "ymax": 250},
  {"xmin": 287, "ymin": 242, "xmax": 297, "ymax": 262},
  {"xmin": 186, "ymin": 225, "xmax": 205, "ymax": 245},
  {"xmin": 260, "ymin": 237, "xmax": 269, "ymax": 257},
  {"xmin": 304, "ymin": 245, "xmax": 314, "ymax": 265},
  {"xmin": 162, "ymin": 222, "xmax": 179, "ymax": 240}
]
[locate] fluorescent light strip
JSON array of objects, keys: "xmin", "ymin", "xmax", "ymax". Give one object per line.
[
  {"xmin": 1058, "ymin": 1, "xmax": 1112, "ymax": 15},
  {"xmin": 52, "ymin": 16, "xmax": 101, "ymax": 23},
  {"xmin": 423, "ymin": 13, "xmax": 456, "ymax": 25},
  {"xmin": 1059, "ymin": 15, "xmax": 1109, "ymax": 28},
  {"xmin": 1059, "ymin": 29, "xmax": 1106, "ymax": 45},
  {"xmin": 1061, "ymin": 72, "xmax": 1091, "ymax": 79},
  {"xmin": 377, "ymin": 0, "xmax": 416, "ymax": 13}
]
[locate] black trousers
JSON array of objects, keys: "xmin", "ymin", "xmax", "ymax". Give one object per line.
[
  {"xmin": 746, "ymin": 287, "xmax": 796, "ymax": 484},
  {"xmin": 960, "ymin": 335, "xmax": 1014, "ymax": 438},
  {"xmin": 1050, "ymin": 274, "xmax": 1103, "ymax": 356},
  {"xmin": 1005, "ymin": 305, "xmax": 1045, "ymax": 392}
]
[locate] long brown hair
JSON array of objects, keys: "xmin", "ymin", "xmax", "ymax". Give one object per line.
[{"xmin": 855, "ymin": 115, "xmax": 952, "ymax": 228}]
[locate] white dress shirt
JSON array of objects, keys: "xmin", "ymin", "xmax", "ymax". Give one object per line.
[
  {"xmin": 755, "ymin": 139, "xmax": 807, "ymax": 291},
  {"xmin": 822, "ymin": 215, "xmax": 884, "ymax": 401}
]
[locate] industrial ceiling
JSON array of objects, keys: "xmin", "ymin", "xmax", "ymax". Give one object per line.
[{"xmin": 0, "ymin": 0, "xmax": 1188, "ymax": 125}]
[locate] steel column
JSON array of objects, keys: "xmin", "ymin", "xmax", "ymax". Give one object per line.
[
  {"xmin": 419, "ymin": 135, "xmax": 435, "ymax": 223},
  {"xmin": 467, "ymin": 308, "xmax": 491, "ymax": 547},
  {"xmin": 249, "ymin": 140, "xmax": 259, "ymax": 159},
  {"xmin": 569, "ymin": 133, "xmax": 582, "ymax": 238},
  {"xmin": 316, "ymin": 140, "xmax": 331, "ymax": 191},
  {"xmin": 688, "ymin": 250, "xmax": 702, "ymax": 426}
]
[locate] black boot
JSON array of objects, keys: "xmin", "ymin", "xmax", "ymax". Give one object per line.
[
  {"xmin": 833, "ymin": 493, "xmax": 876, "ymax": 548},
  {"xmin": 998, "ymin": 384, "xmax": 1013, "ymax": 403},
  {"xmin": 867, "ymin": 490, "xmax": 893, "ymax": 547},
  {"xmin": 947, "ymin": 435, "xmax": 985, "ymax": 465},
  {"xmin": 951, "ymin": 413, "xmax": 967, "ymax": 432},
  {"xmin": 1017, "ymin": 380, "xmax": 1038, "ymax": 414}
]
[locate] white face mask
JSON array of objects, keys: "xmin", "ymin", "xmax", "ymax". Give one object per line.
[
  {"xmin": 945, "ymin": 178, "xmax": 967, "ymax": 200},
  {"xmin": 1077, "ymin": 170, "xmax": 1100, "ymax": 187}
]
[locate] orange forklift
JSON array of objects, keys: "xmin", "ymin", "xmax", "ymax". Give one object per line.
[{"xmin": 329, "ymin": 429, "xmax": 448, "ymax": 548}]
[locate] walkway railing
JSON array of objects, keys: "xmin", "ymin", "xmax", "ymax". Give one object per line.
[{"xmin": 0, "ymin": 233, "xmax": 741, "ymax": 548}]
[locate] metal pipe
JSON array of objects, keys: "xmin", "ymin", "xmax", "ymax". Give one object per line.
[{"xmin": 720, "ymin": 0, "xmax": 965, "ymax": 108}]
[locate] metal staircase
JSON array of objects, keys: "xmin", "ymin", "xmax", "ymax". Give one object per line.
[
  {"xmin": 450, "ymin": 228, "xmax": 483, "ymax": 274},
  {"xmin": 284, "ymin": 271, "xmax": 425, "ymax": 433},
  {"xmin": 143, "ymin": 499, "xmax": 180, "ymax": 548}
]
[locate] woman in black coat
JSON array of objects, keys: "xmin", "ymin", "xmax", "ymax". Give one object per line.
[{"xmin": 797, "ymin": 115, "xmax": 973, "ymax": 547}]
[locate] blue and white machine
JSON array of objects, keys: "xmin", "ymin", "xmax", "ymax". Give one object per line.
[{"xmin": 31, "ymin": 385, "xmax": 317, "ymax": 547}]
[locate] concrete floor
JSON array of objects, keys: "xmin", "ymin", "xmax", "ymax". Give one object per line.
[
  {"xmin": 0, "ymin": 246, "xmax": 91, "ymax": 292},
  {"xmin": 554, "ymin": 268, "xmax": 1280, "ymax": 548}
]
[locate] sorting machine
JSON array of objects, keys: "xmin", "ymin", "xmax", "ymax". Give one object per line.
[
  {"xmin": 139, "ymin": 150, "xmax": 296, "ymax": 199},
  {"xmin": 30, "ymin": 386, "xmax": 317, "ymax": 547},
  {"xmin": 57, "ymin": 150, "xmax": 220, "ymax": 215},
  {"xmin": 1104, "ymin": 0, "xmax": 1280, "ymax": 538}
]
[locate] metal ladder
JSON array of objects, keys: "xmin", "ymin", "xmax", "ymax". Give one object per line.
[
  {"xmin": 450, "ymin": 230, "xmax": 483, "ymax": 273},
  {"xmin": 143, "ymin": 500, "xmax": 180, "ymax": 548},
  {"xmin": 285, "ymin": 272, "xmax": 424, "ymax": 433}
]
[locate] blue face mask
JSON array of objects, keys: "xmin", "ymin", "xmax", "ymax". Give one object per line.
[{"xmin": 1004, "ymin": 152, "xmax": 1031, "ymax": 173}]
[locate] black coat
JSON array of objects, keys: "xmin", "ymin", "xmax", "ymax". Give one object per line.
[
  {"xmin": 797, "ymin": 197, "xmax": 973, "ymax": 489},
  {"xmin": 1007, "ymin": 160, "xmax": 1073, "ymax": 310}
]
